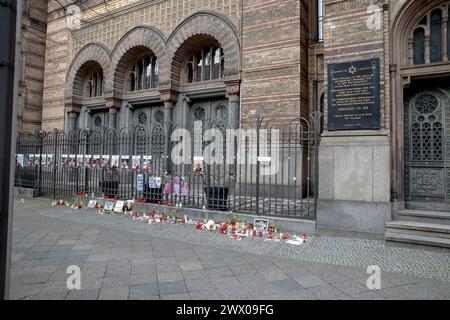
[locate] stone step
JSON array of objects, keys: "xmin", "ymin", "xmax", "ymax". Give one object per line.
[
  {"xmin": 398, "ymin": 209, "xmax": 450, "ymax": 225},
  {"xmin": 385, "ymin": 232, "xmax": 450, "ymax": 248},
  {"xmin": 385, "ymin": 221, "xmax": 450, "ymax": 239}
]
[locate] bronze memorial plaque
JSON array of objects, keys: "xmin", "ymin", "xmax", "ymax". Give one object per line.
[{"xmin": 327, "ymin": 58, "xmax": 380, "ymax": 131}]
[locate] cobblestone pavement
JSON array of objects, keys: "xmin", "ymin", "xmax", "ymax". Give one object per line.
[{"xmin": 9, "ymin": 197, "xmax": 450, "ymax": 300}]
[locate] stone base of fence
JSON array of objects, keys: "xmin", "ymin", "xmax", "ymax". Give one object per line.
[{"xmin": 14, "ymin": 187, "xmax": 38, "ymax": 198}]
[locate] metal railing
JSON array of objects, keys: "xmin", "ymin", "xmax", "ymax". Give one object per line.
[{"xmin": 14, "ymin": 113, "xmax": 321, "ymax": 219}]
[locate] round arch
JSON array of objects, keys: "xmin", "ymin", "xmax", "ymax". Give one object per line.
[
  {"xmin": 108, "ymin": 26, "xmax": 167, "ymax": 96},
  {"xmin": 391, "ymin": 0, "xmax": 448, "ymax": 67},
  {"xmin": 165, "ymin": 11, "xmax": 241, "ymax": 88},
  {"xmin": 65, "ymin": 43, "xmax": 111, "ymax": 106}
]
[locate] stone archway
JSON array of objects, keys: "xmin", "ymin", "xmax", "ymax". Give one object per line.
[
  {"xmin": 165, "ymin": 11, "xmax": 241, "ymax": 89},
  {"xmin": 109, "ymin": 26, "xmax": 167, "ymax": 97},
  {"xmin": 65, "ymin": 43, "xmax": 111, "ymax": 108}
]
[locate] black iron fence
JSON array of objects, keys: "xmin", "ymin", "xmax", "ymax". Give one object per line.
[{"xmin": 14, "ymin": 113, "xmax": 321, "ymax": 218}]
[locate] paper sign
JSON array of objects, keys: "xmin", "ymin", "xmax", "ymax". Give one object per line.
[
  {"xmin": 136, "ymin": 174, "xmax": 144, "ymax": 192},
  {"xmin": 114, "ymin": 201, "xmax": 125, "ymax": 213}
]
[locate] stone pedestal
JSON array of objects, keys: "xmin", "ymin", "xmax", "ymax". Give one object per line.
[{"xmin": 318, "ymin": 132, "xmax": 391, "ymax": 234}]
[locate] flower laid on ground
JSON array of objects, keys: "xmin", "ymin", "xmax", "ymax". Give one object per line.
[{"xmin": 56, "ymin": 199, "xmax": 309, "ymax": 246}]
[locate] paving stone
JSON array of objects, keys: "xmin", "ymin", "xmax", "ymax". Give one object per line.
[
  {"xmin": 218, "ymin": 286, "xmax": 253, "ymax": 300},
  {"xmin": 86, "ymin": 254, "xmax": 110, "ymax": 262},
  {"xmin": 294, "ymin": 275, "xmax": 327, "ymax": 288},
  {"xmin": 350, "ymin": 291, "xmax": 386, "ymax": 300},
  {"xmin": 186, "ymin": 279, "xmax": 217, "ymax": 292},
  {"xmin": 229, "ymin": 264, "xmax": 258, "ymax": 275},
  {"xmin": 189, "ymin": 289, "xmax": 223, "ymax": 300},
  {"xmin": 129, "ymin": 284, "xmax": 159, "ymax": 298},
  {"xmin": 261, "ymin": 269, "xmax": 291, "ymax": 282},
  {"xmin": 377, "ymin": 284, "xmax": 444, "ymax": 300},
  {"xmin": 102, "ymin": 277, "xmax": 130, "ymax": 289},
  {"xmin": 270, "ymin": 289, "xmax": 316, "ymax": 300},
  {"xmin": 179, "ymin": 261, "xmax": 204, "ymax": 271},
  {"xmin": 161, "ymin": 293, "xmax": 191, "ymax": 300},
  {"xmin": 206, "ymin": 267, "xmax": 234, "ymax": 278},
  {"xmin": 309, "ymin": 285, "xmax": 353, "ymax": 300},
  {"xmin": 26, "ymin": 290, "xmax": 69, "ymax": 300},
  {"xmin": 157, "ymin": 271, "xmax": 184, "ymax": 283},
  {"xmin": 182, "ymin": 270, "xmax": 205, "ymax": 281},
  {"xmin": 270, "ymin": 279, "xmax": 304, "ymax": 292},
  {"xmin": 98, "ymin": 287, "xmax": 129, "ymax": 300},
  {"xmin": 130, "ymin": 273, "xmax": 158, "ymax": 285},
  {"xmin": 158, "ymin": 281, "xmax": 188, "ymax": 295},
  {"xmin": 66, "ymin": 289, "xmax": 99, "ymax": 300},
  {"xmin": 212, "ymin": 276, "xmax": 242, "ymax": 290}
]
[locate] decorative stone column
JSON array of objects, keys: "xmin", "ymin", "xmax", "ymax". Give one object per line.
[
  {"xmin": 443, "ymin": 15, "xmax": 448, "ymax": 62},
  {"xmin": 179, "ymin": 95, "xmax": 192, "ymax": 129},
  {"xmin": 160, "ymin": 90, "xmax": 179, "ymax": 173},
  {"xmin": 65, "ymin": 103, "xmax": 81, "ymax": 132},
  {"xmin": 226, "ymin": 80, "xmax": 240, "ymax": 129},
  {"xmin": 105, "ymin": 98, "xmax": 122, "ymax": 130}
]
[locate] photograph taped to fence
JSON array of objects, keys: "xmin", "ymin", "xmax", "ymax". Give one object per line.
[
  {"xmin": 111, "ymin": 155, "xmax": 120, "ymax": 169},
  {"xmin": 101, "ymin": 156, "xmax": 110, "ymax": 169},
  {"xmin": 121, "ymin": 156, "xmax": 130, "ymax": 170},
  {"xmin": 132, "ymin": 156, "xmax": 141, "ymax": 170},
  {"xmin": 93, "ymin": 155, "xmax": 101, "ymax": 169},
  {"xmin": 142, "ymin": 156, "xmax": 152, "ymax": 171}
]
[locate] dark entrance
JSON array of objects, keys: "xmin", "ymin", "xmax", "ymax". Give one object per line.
[{"xmin": 404, "ymin": 78, "xmax": 450, "ymax": 210}]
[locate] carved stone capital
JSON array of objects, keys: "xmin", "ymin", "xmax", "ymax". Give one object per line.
[
  {"xmin": 66, "ymin": 103, "xmax": 82, "ymax": 115},
  {"xmin": 105, "ymin": 97, "xmax": 122, "ymax": 110},
  {"xmin": 225, "ymin": 80, "xmax": 240, "ymax": 102},
  {"xmin": 389, "ymin": 64, "xmax": 398, "ymax": 79},
  {"xmin": 159, "ymin": 89, "xmax": 179, "ymax": 106}
]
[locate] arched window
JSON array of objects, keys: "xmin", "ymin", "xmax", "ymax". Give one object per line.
[
  {"xmin": 86, "ymin": 69, "xmax": 103, "ymax": 98},
  {"xmin": 414, "ymin": 28, "xmax": 425, "ymax": 65},
  {"xmin": 129, "ymin": 55, "xmax": 158, "ymax": 91},
  {"xmin": 430, "ymin": 9, "xmax": 442, "ymax": 63},
  {"xmin": 186, "ymin": 46, "xmax": 223, "ymax": 83},
  {"xmin": 448, "ymin": 6, "xmax": 450, "ymax": 61},
  {"xmin": 411, "ymin": 3, "xmax": 449, "ymax": 65}
]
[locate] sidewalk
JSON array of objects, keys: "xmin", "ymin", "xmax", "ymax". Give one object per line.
[{"xmin": 9, "ymin": 197, "xmax": 450, "ymax": 300}]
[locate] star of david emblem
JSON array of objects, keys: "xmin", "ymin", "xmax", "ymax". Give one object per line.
[{"xmin": 348, "ymin": 65, "xmax": 357, "ymax": 74}]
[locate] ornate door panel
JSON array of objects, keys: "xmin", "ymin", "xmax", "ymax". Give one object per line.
[{"xmin": 405, "ymin": 88, "xmax": 450, "ymax": 208}]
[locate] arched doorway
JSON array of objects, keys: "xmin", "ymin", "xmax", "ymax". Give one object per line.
[
  {"xmin": 391, "ymin": 0, "xmax": 450, "ymax": 210},
  {"xmin": 404, "ymin": 78, "xmax": 450, "ymax": 210}
]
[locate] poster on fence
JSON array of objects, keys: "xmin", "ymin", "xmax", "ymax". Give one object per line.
[
  {"xmin": 16, "ymin": 154, "xmax": 24, "ymax": 167},
  {"xmin": 33, "ymin": 154, "xmax": 40, "ymax": 166},
  {"xmin": 93, "ymin": 155, "xmax": 101, "ymax": 169},
  {"xmin": 46, "ymin": 154, "xmax": 54, "ymax": 167},
  {"xmin": 149, "ymin": 176, "xmax": 162, "ymax": 189},
  {"xmin": 163, "ymin": 176, "xmax": 189, "ymax": 196},
  {"xmin": 136, "ymin": 173, "xmax": 144, "ymax": 193},
  {"xmin": 102, "ymin": 155, "xmax": 110, "ymax": 169},
  {"xmin": 132, "ymin": 156, "xmax": 141, "ymax": 170},
  {"xmin": 84, "ymin": 155, "xmax": 92, "ymax": 168},
  {"xmin": 121, "ymin": 156, "xmax": 130, "ymax": 170},
  {"xmin": 41, "ymin": 154, "xmax": 47, "ymax": 166},
  {"xmin": 111, "ymin": 155, "xmax": 120, "ymax": 169},
  {"xmin": 193, "ymin": 157, "xmax": 203, "ymax": 176},
  {"xmin": 76, "ymin": 155, "xmax": 84, "ymax": 168},
  {"xmin": 143, "ymin": 156, "xmax": 152, "ymax": 171},
  {"xmin": 69, "ymin": 155, "xmax": 76, "ymax": 168},
  {"xmin": 61, "ymin": 155, "xmax": 68, "ymax": 168}
]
